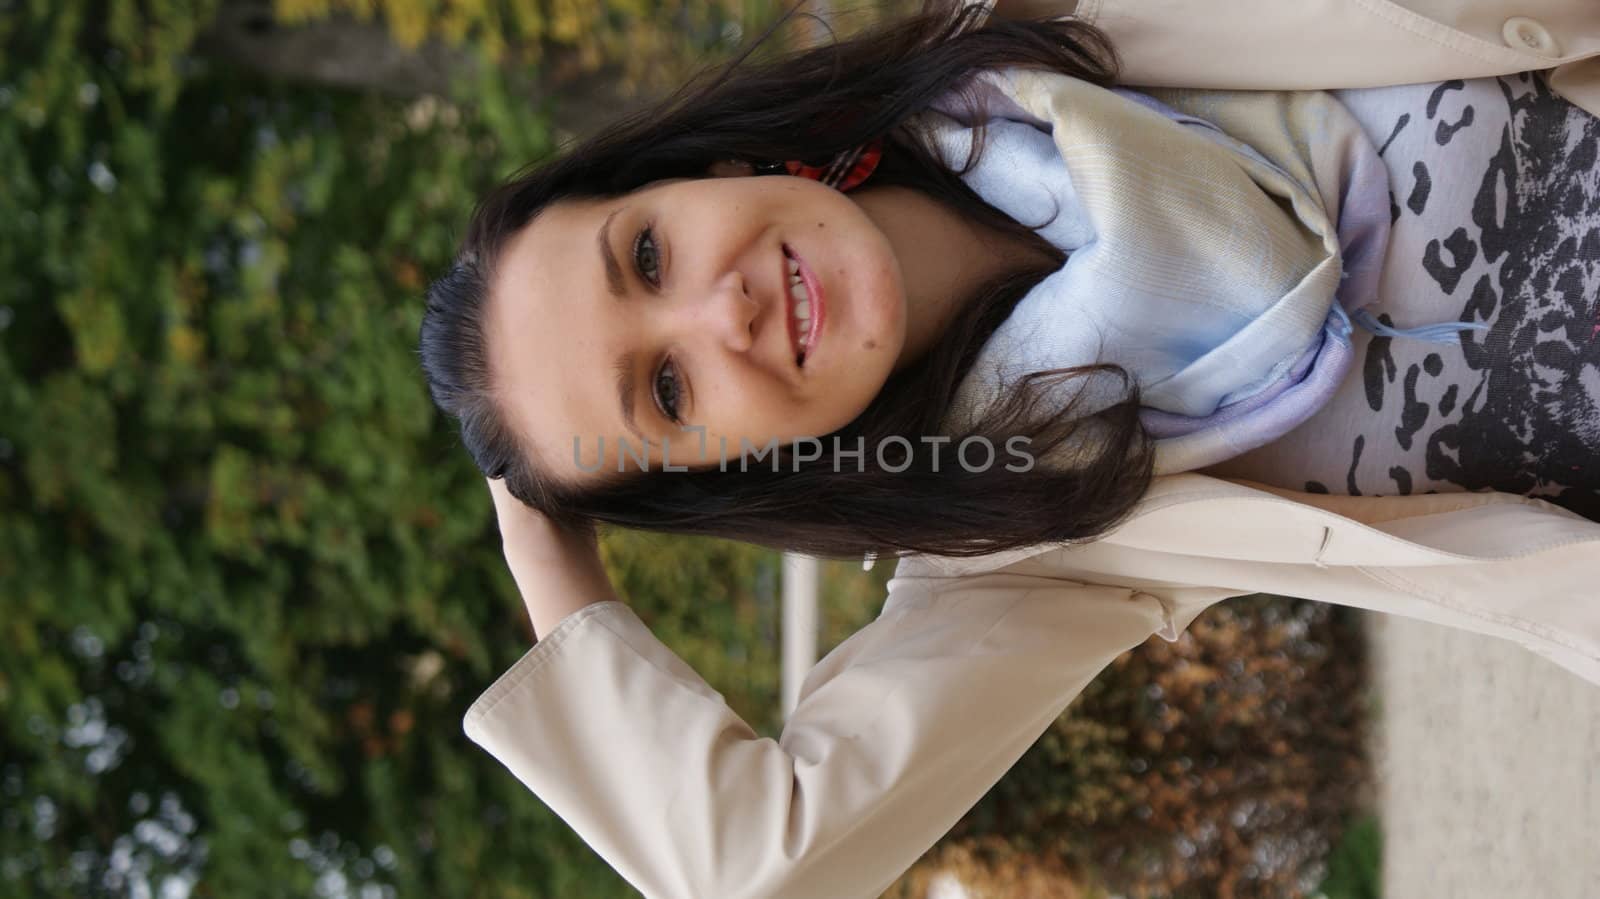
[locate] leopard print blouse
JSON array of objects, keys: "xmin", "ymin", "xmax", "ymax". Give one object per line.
[{"xmin": 1205, "ymin": 73, "xmax": 1600, "ymax": 521}]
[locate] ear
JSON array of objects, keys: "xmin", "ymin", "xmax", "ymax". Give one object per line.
[{"xmin": 706, "ymin": 159, "xmax": 756, "ymax": 178}]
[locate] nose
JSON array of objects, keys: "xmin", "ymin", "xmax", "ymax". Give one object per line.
[{"xmin": 688, "ymin": 271, "xmax": 759, "ymax": 353}]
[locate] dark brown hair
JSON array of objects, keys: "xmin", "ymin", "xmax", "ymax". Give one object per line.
[{"xmin": 418, "ymin": 0, "xmax": 1154, "ymax": 561}]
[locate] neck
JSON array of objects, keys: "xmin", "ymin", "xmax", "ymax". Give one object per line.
[{"xmin": 852, "ymin": 183, "xmax": 1057, "ymax": 373}]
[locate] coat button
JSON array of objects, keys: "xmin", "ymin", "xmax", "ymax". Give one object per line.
[{"xmin": 1501, "ymin": 16, "xmax": 1561, "ymax": 58}]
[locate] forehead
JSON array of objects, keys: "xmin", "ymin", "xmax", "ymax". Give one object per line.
[
  {"xmin": 490, "ymin": 177, "xmax": 691, "ymax": 299},
  {"xmin": 486, "ymin": 195, "xmax": 627, "ymax": 480}
]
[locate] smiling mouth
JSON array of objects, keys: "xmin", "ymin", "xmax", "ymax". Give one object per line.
[{"xmin": 783, "ymin": 245, "xmax": 818, "ymax": 367}]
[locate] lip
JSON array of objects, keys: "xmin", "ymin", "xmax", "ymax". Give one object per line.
[{"xmin": 783, "ymin": 244, "xmax": 825, "ymax": 369}]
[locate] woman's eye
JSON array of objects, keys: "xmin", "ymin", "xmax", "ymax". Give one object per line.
[
  {"xmin": 653, "ymin": 359, "xmax": 683, "ymax": 424},
  {"xmin": 633, "ymin": 225, "xmax": 661, "ymax": 287}
]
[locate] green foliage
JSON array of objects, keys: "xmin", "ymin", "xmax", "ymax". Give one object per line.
[
  {"xmin": 1315, "ymin": 812, "xmax": 1382, "ymax": 899},
  {"xmin": 1, "ymin": 1, "xmax": 647, "ymax": 894}
]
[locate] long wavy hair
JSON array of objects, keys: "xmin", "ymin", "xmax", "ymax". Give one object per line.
[{"xmin": 419, "ymin": 0, "xmax": 1155, "ymax": 561}]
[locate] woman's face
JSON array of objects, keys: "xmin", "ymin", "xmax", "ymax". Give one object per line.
[{"xmin": 485, "ymin": 168, "xmax": 910, "ymax": 485}]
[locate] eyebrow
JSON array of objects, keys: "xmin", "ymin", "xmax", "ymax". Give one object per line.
[
  {"xmin": 612, "ymin": 351, "xmax": 647, "ymax": 447},
  {"xmin": 600, "ymin": 206, "xmax": 649, "ymax": 447},
  {"xmin": 599, "ymin": 206, "xmax": 627, "ymax": 300}
]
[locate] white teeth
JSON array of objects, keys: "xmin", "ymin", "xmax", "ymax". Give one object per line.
[{"xmin": 787, "ymin": 252, "xmax": 813, "ymax": 359}]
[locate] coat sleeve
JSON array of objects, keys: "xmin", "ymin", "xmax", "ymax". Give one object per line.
[{"xmin": 462, "ymin": 570, "xmax": 1172, "ymax": 899}]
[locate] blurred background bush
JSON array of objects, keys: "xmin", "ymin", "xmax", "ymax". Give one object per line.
[{"xmin": 0, "ymin": 1, "xmax": 1374, "ymax": 896}]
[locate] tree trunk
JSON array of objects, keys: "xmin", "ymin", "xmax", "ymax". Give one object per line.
[{"xmin": 193, "ymin": 0, "xmax": 656, "ymax": 141}]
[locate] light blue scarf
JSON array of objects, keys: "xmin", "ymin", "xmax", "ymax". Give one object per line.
[{"xmin": 915, "ymin": 68, "xmax": 1486, "ymax": 475}]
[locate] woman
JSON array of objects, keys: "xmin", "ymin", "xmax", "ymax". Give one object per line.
[{"xmin": 419, "ymin": 2, "xmax": 1600, "ymax": 896}]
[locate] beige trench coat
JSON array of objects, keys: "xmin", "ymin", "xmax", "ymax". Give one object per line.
[
  {"xmin": 466, "ymin": 3, "xmax": 1600, "ymax": 898},
  {"xmin": 991, "ymin": 0, "xmax": 1600, "ymax": 118}
]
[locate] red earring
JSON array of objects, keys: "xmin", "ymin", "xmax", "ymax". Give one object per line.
[{"xmin": 759, "ymin": 138, "xmax": 885, "ymax": 193}]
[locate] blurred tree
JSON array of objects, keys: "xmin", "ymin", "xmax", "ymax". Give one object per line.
[
  {"xmin": 192, "ymin": 0, "xmax": 921, "ymax": 142},
  {"xmin": 0, "ymin": 0, "xmax": 644, "ymax": 894}
]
